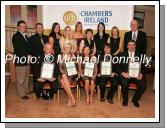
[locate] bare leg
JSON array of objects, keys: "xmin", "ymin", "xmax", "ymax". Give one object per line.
[
  {"xmin": 61, "ymin": 74, "xmax": 76, "ymax": 106},
  {"xmin": 90, "ymin": 80, "xmax": 95, "ymax": 104},
  {"xmin": 84, "ymin": 80, "xmax": 90, "ymax": 104}
]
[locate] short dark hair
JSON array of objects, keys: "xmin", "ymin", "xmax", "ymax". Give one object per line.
[
  {"xmin": 35, "ymin": 23, "xmax": 43, "ymax": 28},
  {"xmin": 85, "ymin": 29, "xmax": 93, "ymax": 35},
  {"xmin": 104, "ymin": 43, "xmax": 111, "ymax": 48},
  {"xmin": 17, "ymin": 20, "xmax": 26, "ymax": 26},
  {"xmin": 128, "ymin": 40, "xmax": 136, "ymax": 44}
]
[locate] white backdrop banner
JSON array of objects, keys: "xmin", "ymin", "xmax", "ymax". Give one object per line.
[{"xmin": 42, "ymin": 5, "xmax": 134, "ymax": 30}]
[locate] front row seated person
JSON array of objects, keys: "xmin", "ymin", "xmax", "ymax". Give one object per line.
[
  {"xmin": 99, "ymin": 43, "xmax": 119, "ymax": 103},
  {"xmin": 118, "ymin": 40, "xmax": 147, "ymax": 107},
  {"xmin": 33, "ymin": 43, "xmax": 59, "ymax": 100},
  {"xmin": 78, "ymin": 46, "xmax": 98, "ymax": 104}
]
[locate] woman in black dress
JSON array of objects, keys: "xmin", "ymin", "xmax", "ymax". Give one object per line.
[
  {"xmin": 94, "ymin": 22, "xmax": 110, "ymax": 56},
  {"xmin": 49, "ymin": 22, "xmax": 62, "ymax": 55},
  {"xmin": 109, "ymin": 26, "xmax": 123, "ymax": 55}
]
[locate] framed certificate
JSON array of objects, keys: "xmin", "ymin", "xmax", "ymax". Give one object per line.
[
  {"xmin": 100, "ymin": 62, "xmax": 112, "ymax": 77},
  {"xmin": 128, "ymin": 62, "xmax": 141, "ymax": 78},
  {"xmin": 65, "ymin": 61, "xmax": 77, "ymax": 76},
  {"xmin": 40, "ymin": 63, "xmax": 55, "ymax": 79},
  {"xmin": 84, "ymin": 62, "xmax": 94, "ymax": 77}
]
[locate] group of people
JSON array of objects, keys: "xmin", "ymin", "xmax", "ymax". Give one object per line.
[{"xmin": 12, "ymin": 19, "xmax": 147, "ymax": 108}]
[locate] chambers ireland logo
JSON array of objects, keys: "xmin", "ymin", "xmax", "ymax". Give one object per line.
[{"xmin": 63, "ymin": 11, "xmax": 77, "ymax": 26}]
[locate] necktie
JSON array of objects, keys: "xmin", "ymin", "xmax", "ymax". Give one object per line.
[
  {"xmin": 39, "ymin": 34, "xmax": 44, "ymax": 46},
  {"xmin": 132, "ymin": 32, "xmax": 136, "ymax": 41},
  {"xmin": 130, "ymin": 52, "xmax": 133, "ymax": 62}
]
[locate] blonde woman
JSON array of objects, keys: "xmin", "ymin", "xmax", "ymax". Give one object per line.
[
  {"xmin": 73, "ymin": 21, "xmax": 85, "ymax": 54},
  {"xmin": 59, "ymin": 26, "xmax": 77, "ymax": 54},
  {"xmin": 59, "ymin": 43, "xmax": 76, "ymax": 107}
]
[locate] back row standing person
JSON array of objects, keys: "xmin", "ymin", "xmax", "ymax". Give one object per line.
[
  {"xmin": 48, "ymin": 22, "xmax": 62, "ymax": 55},
  {"xmin": 29, "ymin": 23, "xmax": 48, "ymax": 88},
  {"xmin": 124, "ymin": 19, "xmax": 147, "ymax": 55},
  {"xmin": 12, "ymin": 20, "xmax": 31, "ymax": 99},
  {"xmin": 72, "ymin": 21, "xmax": 85, "ymax": 55}
]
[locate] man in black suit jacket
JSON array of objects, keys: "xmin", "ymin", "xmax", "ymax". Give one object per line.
[
  {"xmin": 29, "ymin": 23, "xmax": 48, "ymax": 87},
  {"xmin": 118, "ymin": 40, "xmax": 146, "ymax": 107},
  {"xmin": 33, "ymin": 43, "xmax": 59, "ymax": 99},
  {"xmin": 12, "ymin": 20, "xmax": 30, "ymax": 99},
  {"xmin": 124, "ymin": 20, "xmax": 147, "ymax": 54}
]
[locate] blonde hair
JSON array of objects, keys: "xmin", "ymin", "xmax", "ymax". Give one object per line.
[
  {"xmin": 75, "ymin": 21, "xmax": 83, "ymax": 33},
  {"xmin": 62, "ymin": 42, "xmax": 72, "ymax": 53},
  {"xmin": 63, "ymin": 26, "xmax": 73, "ymax": 39}
]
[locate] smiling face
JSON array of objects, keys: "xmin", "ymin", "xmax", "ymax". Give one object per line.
[
  {"xmin": 36, "ymin": 24, "xmax": 43, "ymax": 34},
  {"xmin": 127, "ymin": 41, "xmax": 136, "ymax": 52},
  {"xmin": 54, "ymin": 24, "xmax": 60, "ymax": 33},
  {"xmin": 76, "ymin": 23, "xmax": 82, "ymax": 32},
  {"xmin": 112, "ymin": 28, "xmax": 118, "ymax": 37},
  {"xmin": 65, "ymin": 27, "xmax": 72, "ymax": 37},
  {"xmin": 18, "ymin": 23, "xmax": 27, "ymax": 33},
  {"xmin": 131, "ymin": 20, "xmax": 138, "ymax": 32},
  {"xmin": 83, "ymin": 46, "xmax": 90, "ymax": 56},
  {"xmin": 98, "ymin": 24, "xmax": 104, "ymax": 33},
  {"xmin": 86, "ymin": 31, "xmax": 93, "ymax": 40},
  {"xmin": 44, "ymin": 44, "xmax": 53, "ymax": 54},
  {"xmin": 63, "ymin": 43, "xmax": 72, "ymax": 54},
  {"xmin": 104, "ymin": 45, "xmax": 111, "ymax": 54}
]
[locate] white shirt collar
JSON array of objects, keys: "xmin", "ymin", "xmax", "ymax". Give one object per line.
[
  {"xmin": 132, "ymin": 30, "xmax": 138, "ymax": 37},
  {"xmin": 128, "ymin": 51, "xmax": 135, "ymax": 57}
]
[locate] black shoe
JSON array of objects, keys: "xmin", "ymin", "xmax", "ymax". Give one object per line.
[
  {"xmin": 132, "ymin": 101, "xmax": 140, "ymax": 107},
  {"xmin": 22, "ymin": 95, "xmax": 29, "ymax": 100},
  {"xmin": 100, "ymin": 97, "xmax": 105, "ymax": 102},
  {"xmin": 108, "ymin": 99, "xmax": 114, "ymax": 104},
  {"xmin": 122, "ymin": 101, "xmax": 128, "ymax": 106},
  {"xmin": 41, "ymin": 93, "xmax": 49, "ymax": 100}
]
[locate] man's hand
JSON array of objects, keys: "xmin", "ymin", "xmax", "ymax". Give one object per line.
[
  {"xmin": 136, "ymin": 73, "xmax": 143, "ymax": 80},
  {"xmin": 47, "ymin": 78, "xmax": 56, "ymax": 82},
  {"xmin": 37, "ymin": 78, "xmax": 46, "ymax": 82},
  {"xmin": 121, "ymin": 72, "xmax": 130, "ymax": 79}
]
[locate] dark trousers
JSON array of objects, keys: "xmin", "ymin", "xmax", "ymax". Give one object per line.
[
  {"xmin": 119, "ymin": 75, "xmax": 147, "ymax": 103},
  {"xmin": 32, "ymin": 64, "xmax": 38, "ymax": 87},
  {"xmin": 99, "ymin": 76, "xmax": 119, "ymax": 99},
  {"xmin": 34, "ymin": 80, "xmax": 59, "ymax": 99}
]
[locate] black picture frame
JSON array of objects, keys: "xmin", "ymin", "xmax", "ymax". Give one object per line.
[{"xmin": 134, "ymin": 11, "xmax": 145, "ymax": 29}]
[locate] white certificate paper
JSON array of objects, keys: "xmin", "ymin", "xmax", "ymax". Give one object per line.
[
  {"xmin": 129, "ymin": 62, "xmax": 140, "ymax": 78},
  {"xmin": 40, "ymin": 63, "xmax": 55, "ymax": 79},
  {"xmin": 84, "ymin": 62, "xmax": 94, "ymax": 77},
  {"xmin": 101, "ymin": 62, "xmax": 112, "ymax": 76},
  {"xmin": 65, "ymin": 61, "xmax": 77, "ymax": 76}
]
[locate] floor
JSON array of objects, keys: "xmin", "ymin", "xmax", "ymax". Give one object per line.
[{"xmin": 5, "ymin": 73, "xmax": 155, "ymax": 118}]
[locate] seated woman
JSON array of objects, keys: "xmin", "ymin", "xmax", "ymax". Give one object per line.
[
  {"xmin": 78, "ymin": 46, "xmax": 98, "ymax": 104},
  {"xmin": 34, "ymin": 43, "xmax": 59, "ymax": 100},
  {"xmin": 98, "ymin": 43, "xmax": 119, "ymax": 103},
  {"xmin": 79, "ymin": 29, "xmax": 96, "ymax": 56},
  {"xmin": 59, "ymin": 43, "xmax": 76, "ymax": 107}
]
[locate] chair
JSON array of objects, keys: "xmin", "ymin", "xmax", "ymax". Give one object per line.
[
  {"xmin": 118, "ymin": 83, "xmax": 137, "ymax": 102},
  {"xmin": 57, "ymin": 80, "xmax": 79, "ymax": 104}
]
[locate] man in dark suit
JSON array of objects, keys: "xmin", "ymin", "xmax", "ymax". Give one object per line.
[
  {"xmin": 99, "ymin": 43, "xmax": 119, "ymax": 104},
  {"xmin": 124, "ymin": 20, "xmax": 147, "ymax": 54},
  {"xmin": 12, "ymin": 20, "xmax": 30, "ymax": 99},
  {"xmin": 118, "ymin": 40, "xmax": 146, "ymax": 107},
  {"xmin": 34, "ymin": 43, "xmax": 59, "ymax": 99},
  {"xmin": 29, "ymin": 23, "xmax": 48, "ymax": 87}
]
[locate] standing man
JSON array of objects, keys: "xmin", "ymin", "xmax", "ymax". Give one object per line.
[
  {"xmin": 124, "ymin": 20, "xmax": 147, "ymax": 54},
  {"xmin": 12, "ymin": 20, "xmax": 30, "ymax": 99},
  {"xmin": 29, "ymin": 23, "xmax": 48, "ymax": 87},
  {"xmin": 118, "ymin": 40, "xmax": 147, "ymax": 107}
]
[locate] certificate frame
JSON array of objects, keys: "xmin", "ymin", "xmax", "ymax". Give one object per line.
[
  {"xmin": 128, "ymin": 62, "xmax": 141, "ymax": 78},
  {"xmin": 40, "ymin": 62, "xmax": 55, "ymax": 79},
  {"xmin": 84, "ymin": 62, "xmax": 95, "ymax": 78},
  {"xmin": 100, "ymin": 61, "xmax": 112, "ymax": 77},
  {"xmin": 65, "ymin": 61, "xmax": 78, "ymax": 76}
]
